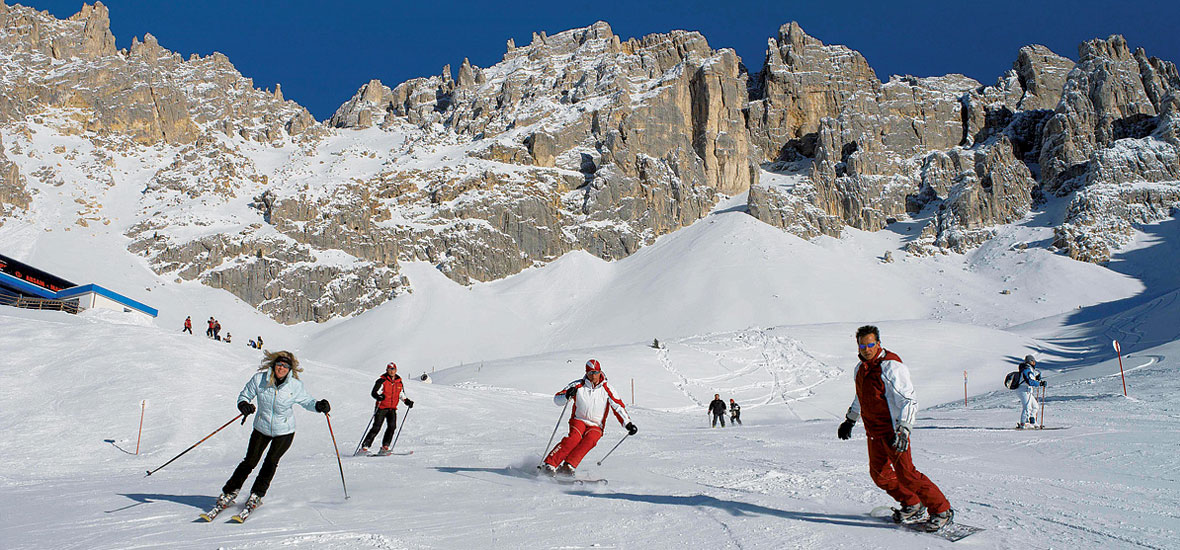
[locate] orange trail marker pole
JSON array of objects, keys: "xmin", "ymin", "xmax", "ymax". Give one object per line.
[
  {"xmin": 1113, "ymin": 340, "xmax": 1127, "ymax": 396},
  {"xmin": 136, "ymin": 400, "xmax": 145, "ymax": 455}
]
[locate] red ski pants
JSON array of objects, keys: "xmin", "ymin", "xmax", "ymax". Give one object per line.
[
  {"xmin": 545, "ymin": 419, "xmax": 602, "ymax": 468},
  {"xmin": 866, "ymin": 434, "xmax": 950, "ymax": 514}
]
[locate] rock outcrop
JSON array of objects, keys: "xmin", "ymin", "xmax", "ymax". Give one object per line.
[
  {"xmin": 3, "ymin": 5, "xmax": 1178, "ymax": 323},
  {"xmin": 0, "ymin": 133, "xmax": 30, "ymax": 222},
  {"xmin": 0, "ymin": 2, "xmax": 316, "ymax": 144}
]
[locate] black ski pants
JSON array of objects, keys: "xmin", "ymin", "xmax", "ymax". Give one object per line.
[
  {"xmin": 222, "ymin": 429, "xmax": 294, "ymax": 498},
  {"xmin": 362, "ymin": 408, "xmax": 398, "ymax": 448},
  {"xmin": 711, "ymin": 412, "xmax": 726, "ymax": 427}
]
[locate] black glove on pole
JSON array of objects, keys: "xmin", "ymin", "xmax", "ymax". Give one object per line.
[
  {"xmin": 838, "ymin": 419, "xmax": 855, "ymax": 440},
  {"xmin": 626, "ymin": 422, "xmax": 638, "ymax": 435},
  {"xmin": 315, "ymin": 399, "xmax": 331, "ymax": 413},
  {"xmin": 238, "ymin": 401, "xmax": 255, "ymax": 424}
]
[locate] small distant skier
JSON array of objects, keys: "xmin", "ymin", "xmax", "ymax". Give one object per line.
[
  {"xmin": 729, "ymin": 398, "xmax": 742, "ymax": 426},
  {"xmin": 359, "ymin": 362, "xmax": 414, "ymax": 455},
  {"xmin": 837, "ymin": 325, "xmax": 954, "ymax": 532},
  {"xmin": 1015, "ymin": 355, "xmax": 1046, "ymax": 429},
  {"xmin": 224, "ymin": 333, "xmax": 232, "ymax": 344},
  {"xmin": 213, "ymin": 320, "xmax": 222, "ymax": 341},
  {"xmin": 708, "ymin": 394, "xmax": 727, "ymax": 427},
  {"xmin": 540, "ymin": 359, "xmax": 637, "ymax": 476},
  {"xmin": 206, "ymin": 317, "xmax": 215, "ymax": 338},
  {"xmin": 256, "ymin": 336, "xmax": 264, "ymax": 348},
  {"xmin": 210, "ymin": 351, "xmax": 330, "ymax": 516},
  {"xmin": 183, "ymin": 316, "xmax": 192, "ymax": 334}
]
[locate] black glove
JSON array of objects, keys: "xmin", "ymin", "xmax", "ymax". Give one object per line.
[
  {"xmin": 564, "ymin": 387, "xmax": 578, "ymax": 399},
  {"xmin": 238, "ymin": 401, "xmax": 256, "ymax": 415},
  {"xmin": 838, "ymin": 419, "xmax": 855, "ymax": 440},
  {"xmin": 404, "ymin": 398, "xmax": 414, "ymax": 409},
  {"xmin": 1041, "ymin": 380, "xmax": 1048, "ymax": 388},
  {"xmin": 376, "ymin": 394, "xmax": 385, "ymax": 402},
  {"xmin": 315, "ymin": 399, "xmax": 331, "ymax": 413},
  {"xmin": 625, "ymin": 422, "xmax": 638, "ymax": 435},
  {"xmin": 892, "ymin": 426, "xmax": 910, "ymax": 453}
]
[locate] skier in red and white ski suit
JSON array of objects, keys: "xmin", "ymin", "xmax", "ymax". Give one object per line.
[
  {"xmin": 838, "ymin": 325, "xmax": 954, "ymax": 532},
  {"xmin": 542, "ymin": 359, "xmax": 637, "ymax": 475}
]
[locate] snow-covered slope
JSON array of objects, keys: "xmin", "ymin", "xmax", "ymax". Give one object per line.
[{"xmin": 2, "ymin": 303, "xmax": 1177, "ymax": 549}]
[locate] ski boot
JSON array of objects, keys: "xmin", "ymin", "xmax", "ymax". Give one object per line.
[
  {"xmin": 199, "ymin": 490, "xmax": 238, "ymax": 521},
  {"xmin": 924, "ymin": 508, "xmax": 954, "ymax": 532},
  {"xmin": 538, "ymin": 463, "xmax": 557, "ymax": 476},
  {"xmin": 356, "ymin": 447, "xmax": 370, "ymax": 456},
  {"xmin": 891, "ymin": 503, "xmax": 926, "ymax": 524},
  {"xmin": 556, "ymin": 463, "xmax": 576, "ymax": 477},
  {"xmin": 378, "ymin": 446, "xmax": 392, "ymax": 456}
]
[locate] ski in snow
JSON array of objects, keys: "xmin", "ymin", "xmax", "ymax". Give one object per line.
[
  {"xmin": 369, "ymin": 450, "xmax": 414, "ymax": 457},
  {"xmin": 197, "ymin": 500, "xmax": 232, "ymax": 522},
  {"xmin": 534, "ymin": 465, "xmax": 607, "ymax": 485},
  {"xmin": 229, "ymin": 501, "xmax": 261, "ymax": 523},
  {"xmin": 869, "ymin": 506, "xmax": 983, "ymax": 542}
]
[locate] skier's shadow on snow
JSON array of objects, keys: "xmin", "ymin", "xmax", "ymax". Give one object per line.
[
  {"xmin": 568, "ymin": 492, "xmax": 887, "ymax": 528},
  {"xmin": 107, "ymin": 493, "xmax": 215, "ymax": 514}
]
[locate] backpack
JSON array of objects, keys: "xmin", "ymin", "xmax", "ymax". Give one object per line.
[{"xmin": 1004, "ymin": 371, "xmax": 1021, "ymax": 390}]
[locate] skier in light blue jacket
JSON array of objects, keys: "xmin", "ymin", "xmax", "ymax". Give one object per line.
[
  {"xmin": 1016, "ymin": 355, "xmax": 1046, "ymax": 429},
  {"xmin": 213, "ymin": 350, "xmax": 330, "ymax": 512}
]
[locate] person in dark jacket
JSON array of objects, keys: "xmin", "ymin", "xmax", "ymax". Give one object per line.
[
  {"xmin": 708, "ymin": 394, "xmax": 727, "ymax": 428},
  {"xmin": 729, "ymin": 398, "xmax": 742, "ymax": 425},
  {"xmin": 358, "ymin": 362, "xmax": 414, "ymax": 455}
]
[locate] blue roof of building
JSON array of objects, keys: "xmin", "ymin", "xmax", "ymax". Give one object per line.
[{"xmin": 56, "ymin": 284, "xmax": 159, "ymax": 317}]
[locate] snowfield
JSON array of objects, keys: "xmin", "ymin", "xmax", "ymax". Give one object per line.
[{"xmin": 2, "ymin": 198, "xmax": 1179, "ymax": 549}]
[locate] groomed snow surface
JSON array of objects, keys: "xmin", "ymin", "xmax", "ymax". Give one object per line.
[{"xmin": 2, "ymin": 205, "xmax": 1179, "ymax": 549}]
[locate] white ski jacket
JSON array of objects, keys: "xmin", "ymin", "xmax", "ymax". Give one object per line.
[
  {"xmin": 554, "ymin": 375, "xmax": 632, "ymax": 429},
  {"xmin": 845, "ymin": 349, "xmax": 918, "ymax": 436},
  {"xmin": 238, "ymin": 371, "xmax": 317, "ymax": 437}
]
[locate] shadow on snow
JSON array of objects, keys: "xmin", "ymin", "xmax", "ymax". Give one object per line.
[
  {"xmin": 107, "ymin": 493, "xmax": 216, "ymax": 514},
  {"xmin": 568, "ymin": 491, "xmax": 889, "ymax": 528}
]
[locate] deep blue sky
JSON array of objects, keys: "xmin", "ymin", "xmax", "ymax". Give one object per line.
[{"xmin": 20, "ymin": 1, "xmax": 1180, "ymax": 121}]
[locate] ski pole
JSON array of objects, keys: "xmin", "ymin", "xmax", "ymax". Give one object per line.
[
  {"xmin": 542, "ymin": 399, "xmax": 571, "ymax": 457},
  {"xmin": 353, "ymin": 405, "xmax": 377, "ymax": 456},
  {"xmin": 389, "ymin": 408, "xmax": 410, "ymax": 453},
  {"xmin": 325, "ymin": 413, "xmax": 349, "ymax": 499},
  {"xmin": 145, "ymin": 413, "xmax": 243, "ymax": 477},
  {"xmin": 1040, "ymin": 385, "xmax": 1046, "ymax": 430},
  {"xmin": 596, "ymin": 433, "xmax": 630, "ymax": 466}
]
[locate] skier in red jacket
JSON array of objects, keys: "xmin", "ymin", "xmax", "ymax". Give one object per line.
[
  {"xmin": 540, "ymin": 359, "xmax": 637, "ymax": 476},
  {"xmin": 838, "ymin": 325, "xmax": 954, "ymax": 532},
  {"xmin": 359, "ymin": 362, "xmax": 413, "ymax": 455}
]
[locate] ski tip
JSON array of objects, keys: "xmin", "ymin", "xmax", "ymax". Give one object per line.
[{"xmin": 230, "ymin": 516, "xmax": 244, "ymax": 523}]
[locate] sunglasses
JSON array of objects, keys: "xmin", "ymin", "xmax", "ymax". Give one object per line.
[
  {"xmin": 387, "ymin": 367, "xmax": 397, "ymax": 370},
  {"xmin": 275, "ymin": 361, "xmax": 292, "ymax": 369},
  {"xmin": 857, "ymin": 342, "xmax": 878, "ymax": 350}
]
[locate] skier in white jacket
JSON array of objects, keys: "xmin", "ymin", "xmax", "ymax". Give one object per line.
[
  {"xmin": 212, "ymin": 350, "xmax": 330, "ymax": 512},
  {"xmin": 1016, "ymin": 355, "xmax": 1046, "ymax": 429},
  {"xmin": 540, "ymin": 359, "xmax": 637, "ymax": 476}
]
